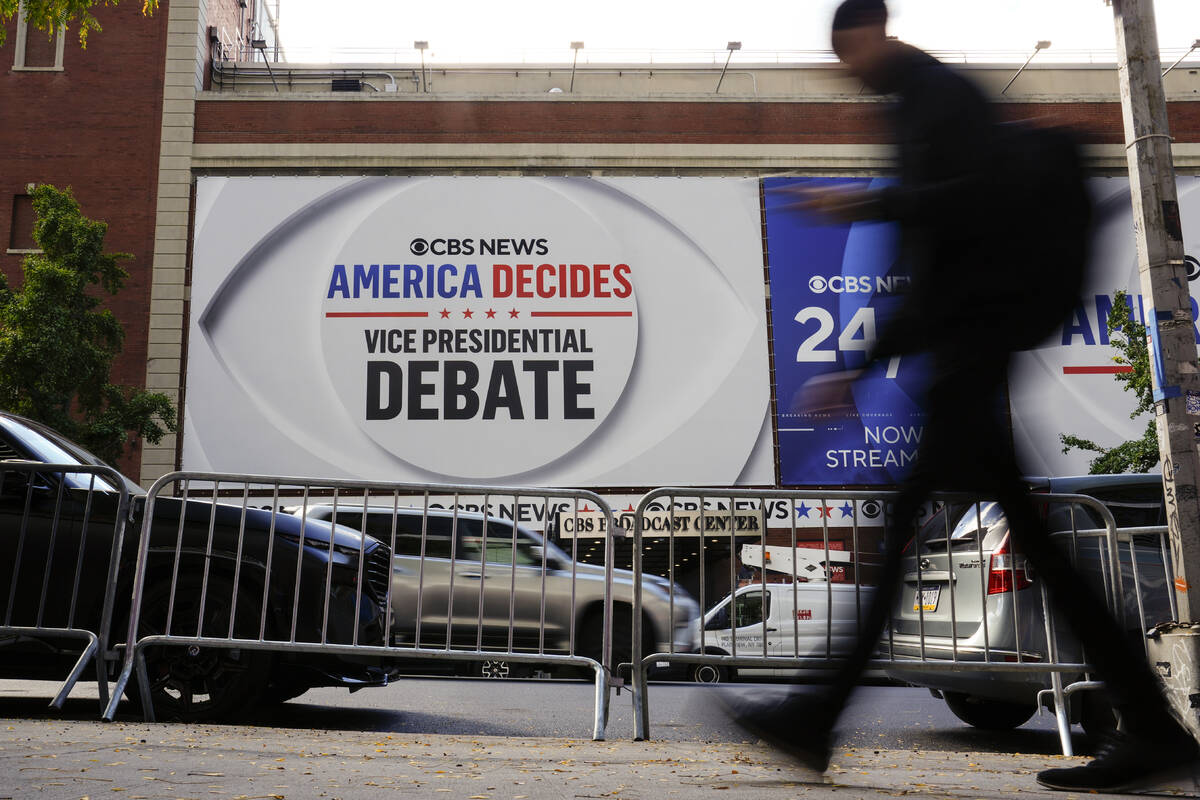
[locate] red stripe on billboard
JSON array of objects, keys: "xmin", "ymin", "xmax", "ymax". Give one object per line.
[
  {"xmin": 529, "ymin": 311, "xmax": 634, "ymax": 318},
  {"xmin": 325, "ymin": 312, "xmax": 430, "ymax": 318},
  {"xmin": 1062, "ymin": 366, "xmax": 1134, "ymax": 375}
]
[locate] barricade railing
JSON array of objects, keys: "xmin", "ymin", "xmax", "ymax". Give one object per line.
[
  {"xmin": 627, "ymin": 488, "xmax": 1170, "ymax": 756},
  {"xmin": 102, "ymin": 473, "xmax": 619, "ymax": 740},
  {"xmin": 0, "ymin": 461, "xmax": 130, "ymax": 712}
]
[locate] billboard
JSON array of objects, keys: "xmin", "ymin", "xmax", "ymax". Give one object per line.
[
  {"xmin": 184, "ymin": 176, "xmax": 774, "ymax": 487},
  {"xmin": 764, "ymin": 177, "xmax": 922, "ymax": 486},
  {"xmin": 1010, "ymin": 176, "xmax": 1200, "ymax": 475},
  {"xmin": 766, "ymin": 175, "xmax": 1200, "ymax": 483}
]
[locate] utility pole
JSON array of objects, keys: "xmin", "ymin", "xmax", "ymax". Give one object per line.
[{"xmin": 1111, "ymin": 0, "xmax": 1200, "ymax": 737}]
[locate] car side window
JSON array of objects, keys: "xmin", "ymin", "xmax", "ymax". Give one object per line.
[
  {"xmin": 1045, "ymin": 502, "xmax": 1102, "ymax": 534},
  {"xmin": 360, "ymin": 514, "xmax": 455, "ymax": 559},
  {"xmin": 733, "ymin": 591, "xmax": 769, "ymax": 628},
  {"xmin": 705, "ymin": 601, "xmax": 731, "ymax": 630},
  {"xmin": 458, "ymin": 521, "xmax": 540, "ymax": 566},
  {"xmin": 1087, "ymin": 486, "xmax": 1165, "ymax": 528}
]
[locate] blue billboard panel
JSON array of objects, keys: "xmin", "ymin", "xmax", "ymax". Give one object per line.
[{"xmin": 764, "ymin": 177, "xmax": 927, "ymax": 486}]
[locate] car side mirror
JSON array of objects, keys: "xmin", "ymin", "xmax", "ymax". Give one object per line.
[
  {"xmin": 529, "ymin": 545, "xmax": 565, "ymax": 572},
  {"xmin": 704, "ymin": 612, "xmax": 729, "ymax": 631}
]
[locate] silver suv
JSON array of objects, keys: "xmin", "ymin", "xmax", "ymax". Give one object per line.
[
  {"xmin": 883, "ymin": 474, "xmax": 1170, "ymax": 733},
  {"xmin": 299, "ymin": 505, "xmax": 698, "ymax": 677}
]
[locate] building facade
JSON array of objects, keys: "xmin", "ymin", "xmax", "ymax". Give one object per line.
[{"xmin": 2, "ymin": 0, "xmax": 1199, "ymax": 488}]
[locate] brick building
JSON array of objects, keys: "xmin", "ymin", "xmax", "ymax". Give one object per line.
[{"xmin": 2, "ymin": 0, "xmax": 1198, "ymax": 486}]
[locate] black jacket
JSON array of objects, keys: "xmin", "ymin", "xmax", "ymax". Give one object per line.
[{"xmin": 868, "ymin": 44, "xmax": 1004, "ymax": 362}]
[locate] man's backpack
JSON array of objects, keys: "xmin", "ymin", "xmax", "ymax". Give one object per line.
[{"xmin": 989, "ymin": 122, "xmax": 1093, "ymax": 351}]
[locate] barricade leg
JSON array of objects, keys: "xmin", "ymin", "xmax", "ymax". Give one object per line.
[
  {"xmin": 102, "ymin": 662, "xmax": 131, "ymax": 721},
  {"xmin": 49, "ymin": 632, "xmax": 100, "ymax": 710},
  {"xmin": 632, "ymin": 659, "xmax": 650, "ymax": 741},
  {"xmin": 592, "ymin": 661, "xmax": 609, "ymax": 741},
  {"xmin": 1050, "ymin": 673, "xmax": 1074, "ymax": 757},
  {"xmin": 94, "ymin": 650, "xmax": 110, "ymax": 710},
  {"xmin": 134, "ymin": 645, "xmax": 155, "ymax": 723}
]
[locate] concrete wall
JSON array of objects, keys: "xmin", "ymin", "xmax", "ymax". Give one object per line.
[{"xmin": 206, "ymin": 59, "xmax": 1200, "ymax": 100}]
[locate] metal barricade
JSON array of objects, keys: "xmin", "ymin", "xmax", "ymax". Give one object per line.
[
  {"xmin": 0, "ymin": 462, "xmax": 130, "ymax": 712},
  {"xmin": 628, "ymin": 488, "xmax": 1169, "ymax": 756},
  {"xmin": 102, "ymin": 473, "xmax": 619, "ymax": 740}
]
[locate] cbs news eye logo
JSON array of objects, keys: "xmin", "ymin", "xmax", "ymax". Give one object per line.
[
  {"xmin": 1186, "ymin": 255, "xmax": 1199, "ymax": 282},
  {"xmin": 408, "ymin": 237, "xmax": 473, "ymax": 256}
]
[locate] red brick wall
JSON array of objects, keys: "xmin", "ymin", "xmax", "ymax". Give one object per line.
[
  {"xmin": 206, "ymin": 0, "xmax": 253, "ymax": 61},
  {"xmin": 0, "ymin": 5, "xmax": 169, "ymax": 476},
  {"xmin": 192, "ymin": 99, "xmax": 1200, "ymax": 146}
]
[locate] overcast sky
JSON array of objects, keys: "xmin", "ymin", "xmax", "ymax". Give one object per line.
[{"xmin": 277, "ymin": 0, "xmax": 1199, "ymax": 62}]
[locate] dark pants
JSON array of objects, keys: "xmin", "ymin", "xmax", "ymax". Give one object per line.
[{"xmin": 816, "ymin": 351, "xmax": 1176, "ymax": 735}]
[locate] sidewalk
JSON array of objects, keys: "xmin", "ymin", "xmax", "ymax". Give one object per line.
[{"xmin": 1, "ymin": 717, "xmax": 1194, "ymax": 800}]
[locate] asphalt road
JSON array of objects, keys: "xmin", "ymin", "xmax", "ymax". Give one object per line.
[{"xmin": 0, "ymin": 676, "xmax": 1089, "ymax": 757}]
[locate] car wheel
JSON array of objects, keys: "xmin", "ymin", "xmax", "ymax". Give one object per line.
[
  {"xmin": 689, "ymin": 663, "xmax": 730, "ymax": 684},
  {"xmin": 943, "ymin": 691, "xmax": 1036, "ymax": 730},
  {"xmin": 129, "ymin": 574, "xmax": 273, "ymax": 722},
  {"xmin": 579, "ymin": 605, "xmax": 652, "ymax": 680},
  {"xmin": 480, "ymin": 659, "xmax": 511, "ymax": 679}
]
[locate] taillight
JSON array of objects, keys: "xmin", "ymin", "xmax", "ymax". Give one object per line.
[{"xmin": 987, "ymin": 534, "xmax": 1033, "ymax": 595}]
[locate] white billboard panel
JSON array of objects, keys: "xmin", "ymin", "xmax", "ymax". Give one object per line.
[
  {"xmin": 184, "ymin": 176, "xmax": 773, "ymax": 486},
  {"xmin": 1011, "ymin": 177, "xmax": 1200, "ymax": 476}
]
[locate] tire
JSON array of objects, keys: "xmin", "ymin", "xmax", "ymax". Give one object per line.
[
  {"xmin": 689, "ymin": 663, "xmax": 731, "ymax": 684},
  {"xmin": 261, "ymin": 682, "xmax": 309, "ymax": 705},
  {"xmin": 129, "ymin": 574, "xmax": 274, "ymax": 722},
  {"xmin": 943, "ymin": 691, "xmax": 1036, "ymax": 730},
  {"xmin": 578, "ymin": 605, "xmax": 652, "ymax": 680}
]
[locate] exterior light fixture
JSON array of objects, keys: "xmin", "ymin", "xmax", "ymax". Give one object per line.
[
  {"xmin": 716, "ymin": 40, "xmax": 742, "ymax": 93},
  {"xmin": 1002, "ymin": 40, "xmax": 1051, "ymax": 94},
  {"xmin": 1163, "ymin": 39, "xmax": 1200, "ymax": 77},
  {"xmin": 415, "ymin": 40, "xmax": 429, "ymax": 92},
  {"xmin": 570, "ymin": 41, "xmax": 584, "ymax": 92},
  {"xmin": 251, "ymin": 37, "xmax": 278, "ymax": 90}
]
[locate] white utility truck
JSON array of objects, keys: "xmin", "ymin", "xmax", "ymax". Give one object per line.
[{"xmin": 686, "ymin": 544, "xmax": 874, "ymax": 683}]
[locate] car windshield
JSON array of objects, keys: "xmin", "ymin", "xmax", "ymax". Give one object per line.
[
  {"xmin": 0, "ymin": 415, "xmax": 133, "ymax": 493},
  {"xmin": 326, "ymin": 508, "xmax": 573, "ymax": 566},
  {"xmin": 918, "ymin": 502, "xmax": 1007, "ymax": 553}
]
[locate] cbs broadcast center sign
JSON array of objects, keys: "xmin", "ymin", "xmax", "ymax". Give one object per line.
[{"xmin": 184, "ymin": 176, "xmax": 775, "ymax": 486}]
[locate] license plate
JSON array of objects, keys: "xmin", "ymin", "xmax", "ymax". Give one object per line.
[{"xmin": 913, "ymin": 586, "xmax": 941, "ymax": 612}]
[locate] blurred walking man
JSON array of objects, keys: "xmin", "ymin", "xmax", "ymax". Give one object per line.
[{"xmin": 723, "ymin": 0, "xmax": 1200, "ymax": 793}]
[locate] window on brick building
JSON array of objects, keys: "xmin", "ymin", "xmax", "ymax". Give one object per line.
[
  {"xmin": 12, "ymin": 2, "xmax": 65, "ymax": 71},
  {"xmin": 8, "ymin": 195, "xmax": 39, "ymax": 253}
]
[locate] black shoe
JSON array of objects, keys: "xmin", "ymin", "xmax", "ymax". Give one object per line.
[
  {"xmin": 715, "ymin": 689, "xmax": 835, "ymax": 773},
  {"xmin": 1036, "ymin": 730, "xmax": 1200, "ymax": 793}
]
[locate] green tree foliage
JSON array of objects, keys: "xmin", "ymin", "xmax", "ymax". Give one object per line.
[
  {"xmin": 1059, "ymin": 289, "xmax": 1160, "ymax": 473},
  {"xmin": 0, "ymin": 185, "xmax": 176, "ymax": 465},
  {"xmin": 0, "ymin": 0, "xmax": 157, "ymax": 48}
]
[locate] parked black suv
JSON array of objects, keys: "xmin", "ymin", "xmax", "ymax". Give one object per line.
[{"xmin": 0, "ymin": 412, "xmax": 396, "ymax": 720}]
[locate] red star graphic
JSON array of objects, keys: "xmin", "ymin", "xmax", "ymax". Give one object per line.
[
  {"xmin": 508, "ymin": 308, "xmax": 520, "ymax": 318},
  {"xmin": 581, "ymin": 504, "xmax": 594, "ymax": 512},
  {"xmin": 623, "ymin": 504, "xmax": 635, "ymax": 512},
  {"xmin": 818, "ymin": 505, "xmax": 833, "ymax": 518},
  {"xmin": 485, "ymin": 308, "xmax": 497, "ymax": 319},
  {"xmin": 462, "ymin": 308, "xmax": 474, "ymax": 319},
  {"xmin": 439, "ymin": 308, "xmax": 451, "ymax": 319}
]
